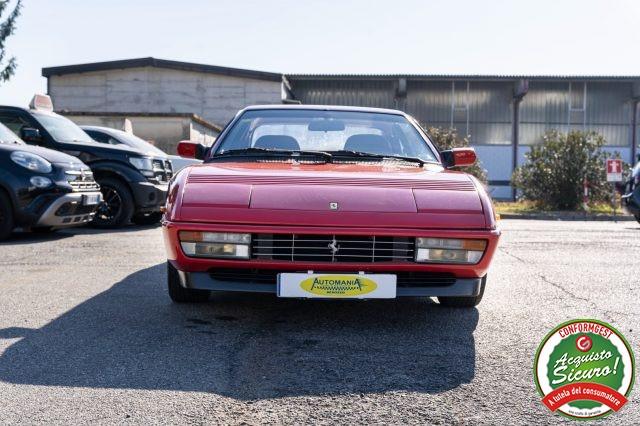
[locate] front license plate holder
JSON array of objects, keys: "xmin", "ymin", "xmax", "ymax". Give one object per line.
[
  {"xmin": 277, "ymin": 273, "xmax": 397, "ymax": 299},
  {"xmin": 82, "ymin": 194, "xmax": 101, "ymax": 206}
]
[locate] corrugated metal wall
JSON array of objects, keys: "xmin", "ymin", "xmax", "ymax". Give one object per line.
[
  {"xmin": 294, "ymin": 79, "xmax": 515, "ymax": 145},
  {"xmin": 292, "ymin": 80, "xmax": 396, "ymax": 109},
  {"xmin": 406, "ymin": 80, "xmax": 513, "ymax": 145},
  {"xmin": 289, "ymin": 76, "xmax": 638, "ymax": 199},
  {"xmin": 292, "ymin": 78, "xmax": 635, "ymax": 147},
  {"xmin": 519, "ymin": 81, "xmax": 633, "ymax": 146}
]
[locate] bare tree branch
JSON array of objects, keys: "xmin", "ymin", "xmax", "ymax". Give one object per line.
[{"xmin": 0, "ymin": 0, "xmax": 23, "ymax": 83}]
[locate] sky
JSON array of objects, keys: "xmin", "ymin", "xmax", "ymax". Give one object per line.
[{"xmin": 1, "ymin": 0, "xmax": 640, "ymax": 106}]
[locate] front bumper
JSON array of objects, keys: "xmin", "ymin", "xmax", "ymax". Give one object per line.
[
  {"xmin": 163, "ymin": 221, "xmax": 500, "ymax": 297},
  {"xmin": 175, "ymin": 269, "xmax": 484, "ymax": 297},
  {"xmin": 36, "ymin": 191, "xmax": 102, "ymax": 227},
  {"xmin": 131, "ymin": 181, "xmax": 168, "ymax": 212}
]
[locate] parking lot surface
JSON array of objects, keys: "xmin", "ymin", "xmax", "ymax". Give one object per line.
[{"xmin": 0, "ymin": 219, "xmax": 638, "ymax": 425}]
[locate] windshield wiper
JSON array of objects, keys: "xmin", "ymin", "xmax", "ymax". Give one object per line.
[
  {"xmin": 211, "ymin": 147, "xmax": 333, "ymax": 162},
  {"xmin": 328, "ymin": 150, "xmax": 424, "ymax": 166}
]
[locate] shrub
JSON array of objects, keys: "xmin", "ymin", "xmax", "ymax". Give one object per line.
[
  {"xmin": 426, "ymin": 126, "xmax": 488, "ymax": 185},
  {"xmin": 512, "ymin": 130, "xmax": 621, "ymax": 210}
]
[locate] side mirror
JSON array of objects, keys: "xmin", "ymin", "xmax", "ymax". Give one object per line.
[
  {"xmin": 20, "ymin": 127, "xmax": 42, "ymax": 143},
  {"xmin": 440, "ymin": 147, "xmax": 477, "ymax": 168},
  {"xmin": 177, "ymin": 140, "xmax": 206, "ymax": 160}
]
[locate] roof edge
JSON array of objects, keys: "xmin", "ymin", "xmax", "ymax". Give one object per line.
[
  {"xmin": 286, "ymin": 74, "xmax": 640, "ymax": 81},
  {"xmin": 41, "ymin": 57, "xmax": 640, "ymax": 82},
  {"xmin": 42, "ymin": 57, "xmax": 282, "ymax": 82}
]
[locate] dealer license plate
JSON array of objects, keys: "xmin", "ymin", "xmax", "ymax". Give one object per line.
[
  {"xmin": 82, "ymin": 194, "xmax": 101, "ymax": 206},
  {"xmin": 277, "ymin": 273, "xmax": 396, "ymax": 299}
]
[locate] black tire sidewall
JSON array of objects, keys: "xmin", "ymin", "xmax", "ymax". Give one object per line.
[
  {"xmin": 0, "ymin": 190, "xmax": 14, "ymax": 240},
  {"xmin": 438, "ymin": 275, "xmax": 486, "ymax": 307},
  {"xmin": 94, "ymin": 178, "xmax": 135, "ymax": 228},
  {"xmin": 167, "ymin": 262, "xmax": 209, "ymax": 303}
]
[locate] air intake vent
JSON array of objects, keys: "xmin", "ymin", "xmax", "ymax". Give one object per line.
[{"xmin": 252, "ymin": 234, "xmax": 415, "ymax": 263}]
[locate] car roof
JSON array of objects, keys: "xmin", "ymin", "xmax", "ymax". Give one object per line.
[
  {"xmin": 241, "ymin": 104, "xmax": 407, "ymax": 116},
  {"xmin": 0, "ymin": 105, "xmax": 60, "ymax": 116},
  {"xmin": 0, "ymin": 105, "xmax": 33, "ymax": 113}
]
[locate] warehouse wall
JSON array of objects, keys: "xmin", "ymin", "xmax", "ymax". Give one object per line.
[
  {"xmin": 519, "ymin": 81, "xmax": 634, "ymax": 147},
  {"xmin": 49, "ymin": 67, "xmax": 282, "ymax": 126},
  {"xmin": 293, "ymin": 80, "xmax": 396, "ymax": 108},
  {"xmin": 293, "ymin": 78, "xmax": 518, "ymax": 197},
  {"xmin": 291, "ymin": 77, "xmax": 638, "ymax": 199}
]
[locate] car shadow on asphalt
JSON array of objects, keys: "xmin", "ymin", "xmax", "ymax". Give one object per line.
[
  {"xmin": 1, "ymin": 224, "xmax": 160, "ymax": 245},
  {"xmin": 0, "ymin": 231, "xmax": 74, "ymax": 246},
  {"xmin": 74, "ymin": 223, "xmax": 161, "ymax": 235},
  {"xmin": 0, "ymin": 263, "xmax": 479, "ymax": 400}
]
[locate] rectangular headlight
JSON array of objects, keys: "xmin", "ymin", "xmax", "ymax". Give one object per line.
[
  {"xmin": 415, "ymin": 237, "xmax": 486, "ymax": 264},
  {"xmin": 179, "ymin": 231, "xmax": 251, "ymax": 259}
]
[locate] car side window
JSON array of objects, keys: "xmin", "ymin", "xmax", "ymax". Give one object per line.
[
  {"xmin": 0, "ymin": 114, "xmax": 31, "ymax": 136},
  {"xmin": 86, "ymin": 130, "xmax": 120, "ymax": 145},
  {"xmin": 85, "ymin": 130, "xmax": 109, "ymax": 144}
]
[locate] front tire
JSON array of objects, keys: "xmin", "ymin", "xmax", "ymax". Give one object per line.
[
  {"xmin": 167, "ymin": 262, "xmax": 210, "ymax": 303},
  {"xmin": 0, "ymin": 190, "xmax": 14, "ymax": 241},
  {"xmin": 93, "ymin": 177, "xmax": 134, "ymax": 228},
  {"xmin": 438, "ymin": 275, "xmax": 486, "ymax": 308},
  {"xmin": 635, "ymin": 213, "xmax": 640, "ymax": 225}
]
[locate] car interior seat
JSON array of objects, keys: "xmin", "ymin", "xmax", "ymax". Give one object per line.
[
  {"xmin": 253, "ymin": 135, "xmax": 300, "ymax": 151},
  {"xmin": 344, "ymin": 134, "xmax": 393, "ymax": 156}
]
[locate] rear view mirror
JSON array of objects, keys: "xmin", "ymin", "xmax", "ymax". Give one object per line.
[
  {"xmin": 20, "ymin": 127, "xmax": 42, "ymax": 143},
  {"xmin": 308, "ymin": 120, "xmax": 346, "ymax": 132},
  {"xmin": 177, "ymin": 140, "xmax": 207, "ymax": 160},
  {"xmin": 440, "ymin": 147, "xmax": 477, "ymax": 168}
]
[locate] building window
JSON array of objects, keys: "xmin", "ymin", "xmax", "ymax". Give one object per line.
[
  {"xmin": 451, "ymin": 81, "xmax": 470, "ymax": 136},
  {"xmin": 568, "ymin": 82, "xmax": 587, "ymax": 127}
]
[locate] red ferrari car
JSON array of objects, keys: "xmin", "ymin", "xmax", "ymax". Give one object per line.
[{"xmin": 162, "ymin": 106, "xmax": 500, "ymax": 307}]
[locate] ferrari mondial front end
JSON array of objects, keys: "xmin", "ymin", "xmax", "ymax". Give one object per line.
[{"xmin": 162, "ymin": 106, "xmax": 500, "ymax": 307}]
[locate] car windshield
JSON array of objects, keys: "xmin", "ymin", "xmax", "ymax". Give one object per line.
[
  {"xmin": 213, "ymin": 109, "xmax": 438, "ymax": 163},
  {"xmin": 105, "ymin": 128, "xmax": 166, "ymax": 156},
  {"xmin": 33, "ymin": 112, "xmax": 95, "ymax": 143},
  {"xmin": 0, "ymin": 123, "xmax": 24, "ymax": 144}
]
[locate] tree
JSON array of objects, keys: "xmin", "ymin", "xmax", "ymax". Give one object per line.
[
  {"xmin": 0, "ymin": 0, "xmax": 23, "ymax": 83},
  {"xmin": 512, "ymin": 130, "xmax": 619, "ymax": 210},
  {"xmin": 426, "ymin": 126, "xmax": 488, "ymax": 184}
]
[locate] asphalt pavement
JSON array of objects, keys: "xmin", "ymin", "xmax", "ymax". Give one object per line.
[{"xmin": 0, "ymin": 219, "xmax": 638, "ymax": 425}]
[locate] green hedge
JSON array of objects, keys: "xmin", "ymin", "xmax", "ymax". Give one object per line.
[{"xmin": 512, "ymin": 130, "xmax": 622, "ymax": 210}]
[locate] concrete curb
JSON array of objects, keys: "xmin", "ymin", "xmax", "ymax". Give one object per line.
[{"xmin": 498, "ymin": 212, "xmax": 636, "ymax": 221}]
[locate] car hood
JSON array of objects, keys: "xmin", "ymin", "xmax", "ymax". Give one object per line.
[
  {"xmin": 60, "ymin": 139, "xmax": 168, "ymax": 159},
  {"xmin": 177, "ymin": 162, "xmax": 488, "ymax": 229},
  {"xmin": 0, "ymin": 142, "xmax": 87, "ymax": 167}
]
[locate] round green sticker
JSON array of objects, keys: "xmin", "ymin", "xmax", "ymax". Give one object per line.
[{"xmin": 534, "ymin": 319, "xmax": 635, "ymax": 420}]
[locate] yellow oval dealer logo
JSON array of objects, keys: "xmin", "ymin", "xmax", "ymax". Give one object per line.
[{"xmin": 300, "ymin": 275, "xmax": 377, "ymax": 297}]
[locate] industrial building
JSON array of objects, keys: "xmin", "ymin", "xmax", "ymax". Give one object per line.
[
  {"xmin": 42, "ymin": 58, "xmax": 640, "ymax": 199},
  {"xmin": 42, "ymin": 58, "xmax": 281, "ymax": 154}
]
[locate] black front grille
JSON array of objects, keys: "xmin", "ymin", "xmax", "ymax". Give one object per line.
[
  {"xmin": 252, "ymin": 234, "xmax": 415, "ymax": 263},
  {"xmin": 65, "ymin": 170, "xmax": 100, "ymax": 192},
  {"xmin": 209, "ymin": 268, "xmax": 456, "ymax": 288}
]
